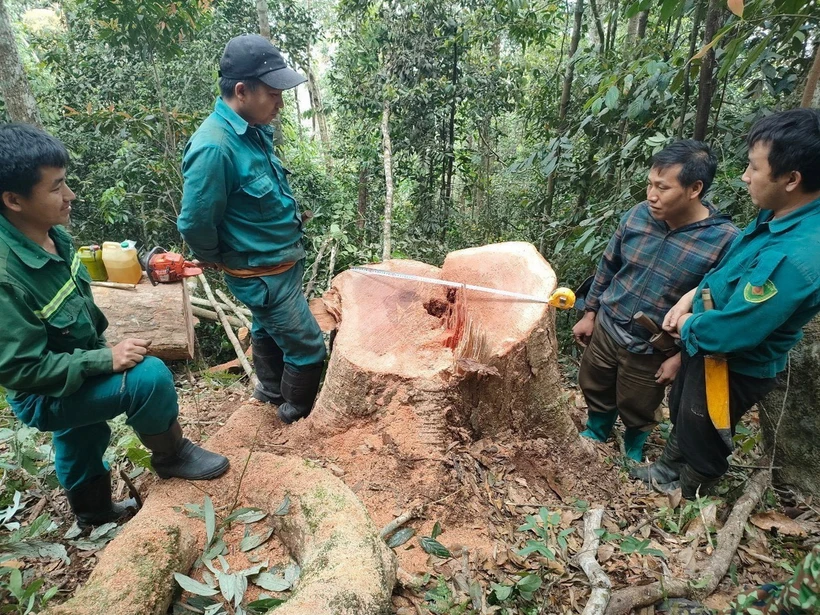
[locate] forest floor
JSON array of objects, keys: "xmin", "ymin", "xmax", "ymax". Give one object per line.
[{"xmin": 1, "ymin": 367, "xmax": 819, "ymax": 614}]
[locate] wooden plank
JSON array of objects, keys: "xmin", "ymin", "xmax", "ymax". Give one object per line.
[{"xmin": 92, "ymin": 279, "xmax": 195, "ymax": 360}]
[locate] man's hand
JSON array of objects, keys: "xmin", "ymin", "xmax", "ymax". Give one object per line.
[
  {"xmin": 112, "ymin": 338, "xmax": 152, "ymax": 372},
  {"xmin": 655, "ymin": 352, "xmax": 681, "ymax": 384},
  {"xmin": 663, "ymin": 288, "xmax": 697, "ymax": 337},
  {"xmin": 573, "ymin": 311, "xmax": 596, "ymax": 346}
]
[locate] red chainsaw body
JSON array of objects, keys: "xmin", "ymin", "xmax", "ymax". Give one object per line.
[{"xmin": 146, "ymin": 249, "xmax": 202, "ymax": 284}]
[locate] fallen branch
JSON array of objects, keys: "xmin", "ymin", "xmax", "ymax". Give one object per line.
[
  {"xmin": 197, "ymin": 274, "xmax": 257, "ymax": 387},
  {"xmin": 191, "ymin": 306, "xmax": 243, "ymax": 328},
  {"xmin": 215, "ymin": 289, "xmax": 253, "ymax": 330},
  {"xmin": 605, "ymin": 467, "xmax": 771, "ymax": 615},
  {"xmin": 380, "ymin": 507, "xmax": 420, "ymax": 540},
  {"xmin": 189, "ymin": 295, "xmax": 252, "ymax": 317},
  {"xmin": 577, "ymin": 508, "xmax": 611, "ymax": 615}
]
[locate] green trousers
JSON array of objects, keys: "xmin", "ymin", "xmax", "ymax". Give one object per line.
[
  {"xmin": 578, "ymin": 318, "xmax": 666, "ymax": 430},
  {"xmin": 224, "ymin": 259, "xmax": 326, "ymax": 370},
  {"xmin": 9, "ymin": 356, "xmax": 178, "ymax": 491}
]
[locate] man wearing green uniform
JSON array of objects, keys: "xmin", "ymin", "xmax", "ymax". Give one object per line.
[
  {"xmin": 0, "ymin": 124, "xmax": 229, "ymax": 528},
  {"xmin": 631, "ymin": 108, "xmax": 820, "ymax": 497},
  {"xmin": 178, "ymin": 34, "xmax": 326, "ymax": 424}
]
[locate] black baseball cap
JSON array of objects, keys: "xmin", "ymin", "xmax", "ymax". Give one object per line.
[{"xmin": 219, "ymin": 34, "xmax": 306, "ymax": 91}]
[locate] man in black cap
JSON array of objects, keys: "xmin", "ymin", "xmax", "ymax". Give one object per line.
[{"xmin": 178, "ymin": 34, "xmax": 326, "ymax": 424}]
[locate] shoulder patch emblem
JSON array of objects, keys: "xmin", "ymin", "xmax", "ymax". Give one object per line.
[{"xmin": 743, "ymin": 280, "xmax": 777, "ymax": 303}]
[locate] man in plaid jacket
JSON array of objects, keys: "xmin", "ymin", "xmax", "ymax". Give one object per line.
[{"xmin": 573, "ymin": 140, "xmax": 739, "ymax": 461}]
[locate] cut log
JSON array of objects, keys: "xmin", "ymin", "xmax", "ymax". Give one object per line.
[
  {"xmin": 92, "ymin": 280, "xmax": 195, "ymax": 361},
  {"xmin": 312, "ymin": 242, "xmax": 580, "ymax": 449}
]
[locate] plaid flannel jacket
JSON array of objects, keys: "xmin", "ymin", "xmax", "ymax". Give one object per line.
[{"xmin": 585, "ymin": 201, "xmax": 739, "ymax": 353}]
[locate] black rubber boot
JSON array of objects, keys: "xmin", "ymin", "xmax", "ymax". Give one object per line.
[
  {"xmin": 277, "ymin": 364, "xmax": 323, "ymax": 424},
  {"xmin": 679, "ymin": 464, "xmax": 720, "ymax": 499},
  {"xmin": 251, "ymin": 336, "xmax": 285, "ymax": 405},
  {"xmin": 629, "ymin": 429, "xmax": 684, "ymax": 485},
  {"xmin": 138, "ymin": 421, "xmax": 229, "ymax": 480},
  {"xmin": 66, "ymin": 471, "xmax": 138, "ymax": 529}
]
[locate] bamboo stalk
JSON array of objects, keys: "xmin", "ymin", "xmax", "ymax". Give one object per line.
[
  {"xmin": 215, "ymin": 289, "xmax": 253, "ymax": 330},
  {"xmin": 197, "ymin": 274, "xmax": 257, "ymax": 387},
  {"xmin": 191, "ymin": 306, "xmax": 243, "ymax": 328},
  {"xmin": 189, "ymin": 295, "xmax": 252, "ymax": 317},
  {"xmin": 90, "ymin": 281, "xmax": 137, "ymax": 290}
]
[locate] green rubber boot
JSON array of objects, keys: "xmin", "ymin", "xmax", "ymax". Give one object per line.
[
  {"xmin": 579, "ymin": 410, "xmax": 618, "ymax": 442},
  {"xmin": 623, "ymin": 427, "xmax": 652, "ymax": 462},
  {"xmin": 629, "ymin": 429, "xmax": 683, "ymax": 484}
]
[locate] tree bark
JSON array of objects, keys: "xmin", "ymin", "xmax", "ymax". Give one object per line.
[
  {"xmin": 256, "ymin": 0, "xmax": 271, "ymax": 40},
  {"xmin": 0, "ymin": 0, "xmax": 42, "ymax": 126},
  {"xmin": 589, "ymin": 0, "xmax": 606, "ymax": 51},
  {"xmin": 678, "ymin": 0, "xmax": 705, "ymax": 137},
  {"xmin": 357, "ymin": 163, "xmax": 369, "ymax": 231},
  {"xmin": 800, "ymin": 39, "xmax": 820, "ymax": 108},
  {"xmin": 693, "ymin": 0, "xmax": 722, "ymax": 141},
  {"xmin": 381, "ymin": 99, "xmax": 394, "ymax": 262},
  {"xmin": 760, "ymin": 316, "xmax": 820, "ymax": 498}
]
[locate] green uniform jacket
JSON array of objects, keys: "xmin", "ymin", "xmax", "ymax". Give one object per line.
[
  {"xmin": 0, "ymin": 216, "xmax": 112, "ymax": 400},
  {"xmin": 178, "ymin": 97, "xmax": 306, "ymax": 269},
  {"xmin": 681, "ymin": 197, "xmax": 820, "ymax": 378}
]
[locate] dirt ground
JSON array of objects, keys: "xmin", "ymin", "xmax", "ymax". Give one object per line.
[
  {"xmin": 165, "ymin": 374, "xmax": 819, "ymax": 614},
  {"xmin": 8, "ymin": 371, "xmax": 818, "ymax": 614}
]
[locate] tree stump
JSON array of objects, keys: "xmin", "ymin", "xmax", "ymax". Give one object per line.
[
  {"xmin": 312, "ymin": 242, "xmax": 580, "ymax": 450},
  {"xmin": 760, "ymin": 314, "xmax": 820, "ymax": 498}
]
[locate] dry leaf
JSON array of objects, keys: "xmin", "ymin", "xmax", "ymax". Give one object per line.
[
  {"xmin": 597, "ymin": 544, "xmax": 615, "ymax": 563},
  {"xmin": 667, "ymin": 490, "xmax": 682, "ymax": 510},
  {"xmin": 750, "ymin": 511, "xmax": 807, "ymax": 537},
  {"xmin": 727, "ymin": 0, "xmax": 744, "ymax": 18}
]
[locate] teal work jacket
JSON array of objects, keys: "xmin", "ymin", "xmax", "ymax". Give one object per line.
[
  {"xmin": 0, "ymin": 216, "xmax": 112, "ymax": 400},
  {"xmin": 178, "ymin": 97, "xmax": 305, "ymax": 269},
  {"xmin": 681, "ymin": 197, "xmax": 820, "ymax": 378}
]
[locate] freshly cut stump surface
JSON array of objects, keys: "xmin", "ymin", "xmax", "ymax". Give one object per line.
[
  {"xmin": 44, "ymin": 445, "xmax": 396, "ymax": 615},
  {"xmin": 313, "ymin": 241, "xmax": 579, "ymax": 449}
]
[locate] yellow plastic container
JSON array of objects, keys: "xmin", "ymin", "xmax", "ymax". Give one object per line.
[
  {"xmin": 78, "ymin": 245, "xmax": 108, "ymax": 281},
  {"xmin": 102, "ymin": 241, "xmax": 142, "ymax": 284}
]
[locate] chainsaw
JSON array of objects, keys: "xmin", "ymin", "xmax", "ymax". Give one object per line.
[{"xmin": 141, "ymin": 247, "xmax": 203, "ymax": 286}]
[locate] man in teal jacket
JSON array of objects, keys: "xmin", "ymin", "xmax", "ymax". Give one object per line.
[
  {"xmin": 178, "ymin": 34, "xmax": 326, "ymax": 424},
  {"xmin": 0, "ymin": 124, "xmax": 229, "ymax": 528},
  {"xmin": 631, "ymin": 108, "xmax": 820, "ymax": 498}
]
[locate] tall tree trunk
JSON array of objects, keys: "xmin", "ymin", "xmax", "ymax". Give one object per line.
[
  {"xmin": 357, "ymin": 163, "xmax": 368, "ymax": 231},
  {"xmin": 381, "ymin": 99, "xmax": 394, "ymax": 262},
  {"xmin": 0, "ymin": 0, "xmax": 42, "ymax": 126},
  {"xmin": 540, "ymin": 0, "xmax": 584, "ymax": 249},
  {"xmin": 760, "ymin": 316, "xmax": 820, "ymax": 499},
  {"xmin": 589, "ymin": 0, "xmax": 606, "ymax": 51},
  {"xmin": 693, "ymin": 0, "xmax": 722, "ymax": 141},
  {"xmin": 441, "ymin": 40, "xmax": 458, "ymax": 241},
  {"xmin": 306, "ymin": 63, "xmax": 333, "ymax": 173},
  {"xmin": 626, "ymin": 10, "xmax": 648, "ymax": 46},
  {"xmin": 800, "ymin": 39, "xmax": 820, "ymax": 108},
  {"xmin": 678, "ymin": 0, "xmax": 705, "ymax": 137},
  {"xmin": 256, "ymin": 0, "xmax": 271, "ymax": 40}
]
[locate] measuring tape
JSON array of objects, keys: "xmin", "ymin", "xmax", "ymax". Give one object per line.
[{"xmin": 348, "ymin": 266, "xmax": 575, "ymax": 308}]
